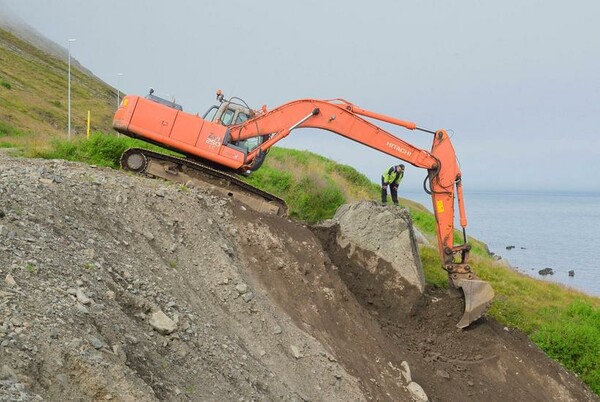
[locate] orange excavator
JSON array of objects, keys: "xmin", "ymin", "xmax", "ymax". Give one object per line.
[{"xmin": 113, "ymin": 89, "xmax": 494, "ymax": 328}]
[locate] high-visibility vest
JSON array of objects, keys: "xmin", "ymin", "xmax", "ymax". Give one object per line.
[{"xmin": 382, "ymin": 166, "xmax": 404, "ymax": 184}]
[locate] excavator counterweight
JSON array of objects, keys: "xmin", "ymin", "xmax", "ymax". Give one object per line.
[{"xmin": 112, "ymin": 89, "xmax": 494, "ymax": 328}]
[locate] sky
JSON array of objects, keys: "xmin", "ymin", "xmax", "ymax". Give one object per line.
[{"xmin": 2, "ymin": 0, "xmax": 599, "ymax": 194}]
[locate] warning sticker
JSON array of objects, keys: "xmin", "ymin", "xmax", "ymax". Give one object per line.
[{"xmin": 436, "ymin": 200, "xmax": 445, "ymax": 213}]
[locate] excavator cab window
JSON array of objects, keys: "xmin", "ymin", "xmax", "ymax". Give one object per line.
[
  {"xmin": 235, "ymin": 112, "xmax": 250, "ymax": 125},
  {"xmin": 236, "ymin": 137, "xmax": 261, "ymax": 152},
  {"xmin": 218, "ymin": 109, "xmax": 251, "ymax": 127},
  {"xmin": 203, "ymin": 106, "xmax": 218, "ymax": 122},
  {"xmin": 203, "ymin": 102, "xmax": 251, "ymax": 126},
  {"xmin": 220, "ymin": 109, "xmax": 235, "ymax": 126}
]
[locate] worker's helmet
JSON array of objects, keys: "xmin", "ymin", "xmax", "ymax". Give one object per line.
[{"xmin": 398, "ymin": 164, "xmax": 405, "ymax": 171}]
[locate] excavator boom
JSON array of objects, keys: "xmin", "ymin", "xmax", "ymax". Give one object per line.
[{"xmin": 113, "ymin": 91, "xmax": 494, "ymax": 328}]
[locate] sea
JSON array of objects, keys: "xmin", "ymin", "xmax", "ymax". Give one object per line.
[{"xmin": 404, "ymin": 190, "xmax": 600, "ymax": 298}]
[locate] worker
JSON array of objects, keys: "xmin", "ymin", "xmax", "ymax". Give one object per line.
[{"xmin": 381, "ymin": 164, "xmax": 405, "ymax": 205}]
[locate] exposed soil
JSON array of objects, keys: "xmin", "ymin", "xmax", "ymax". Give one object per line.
[{"xmin": 0, "ymin": 152, "xmax": 597, "ymax": 401}]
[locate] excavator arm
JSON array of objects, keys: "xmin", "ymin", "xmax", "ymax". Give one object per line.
[{"xmin": 228, "ymin": 98, "xmax": 494, "ymax": 328}]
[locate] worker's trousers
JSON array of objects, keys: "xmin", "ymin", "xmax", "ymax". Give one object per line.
[{"xmin": 381, "ymin": 177, "xmax": 399, "ymax": 205}]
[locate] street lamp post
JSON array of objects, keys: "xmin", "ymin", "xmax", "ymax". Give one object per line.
[
  {"xmin": 67, "ymin": 38, "xmax": 76, "ymax": 140},
  {"xmin": 117, "ymin": 73, "xmax": 124, "ymax": 107}
]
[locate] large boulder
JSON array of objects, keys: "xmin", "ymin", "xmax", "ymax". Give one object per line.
[
  {"xmin": 312, "ymin": 201, "xmax": 425, "ymax": 320},
  {"xmin": 331, "ymin": 201, "xmax": 425, "ymax": 292}
]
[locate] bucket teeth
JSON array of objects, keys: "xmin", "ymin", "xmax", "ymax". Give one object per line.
[{"xmin": 454, "ymin": 279, "xmax": 495, "ymax": 329}]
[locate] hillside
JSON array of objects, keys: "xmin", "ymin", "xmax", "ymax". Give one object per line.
[
  {"xmin": 0, "ymin": 28, "xmax": 116, "ymax": 148},
  {"xmin": 1, "ymin": 152, "xmax": 597, "ymax": 401},
  {"xmin": 0, "ymin": 23, "xmax": 599, "ymax": 400}
]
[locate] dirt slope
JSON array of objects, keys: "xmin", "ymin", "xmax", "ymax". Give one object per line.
[{"xmin": 0, "ymin": 153, "xmax": 597, "ymax": 402}]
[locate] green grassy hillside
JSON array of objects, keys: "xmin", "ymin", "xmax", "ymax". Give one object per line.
[
  {"xmin": 0, "ymin": 27, "xmax": 598, "ymax": 395},
  {"xmin": 0, "ymin": 29, "xmax": 116, "ymax": 150}
]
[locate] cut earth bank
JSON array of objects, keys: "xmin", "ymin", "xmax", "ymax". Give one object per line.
[{"xmin": 0, "ymin": 153, "xmax": 597, "ymax": 401}]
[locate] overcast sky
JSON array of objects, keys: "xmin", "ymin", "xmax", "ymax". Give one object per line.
[{"xmin": 2, "ymin": 0, "xmax": 599, "ymax": 193}]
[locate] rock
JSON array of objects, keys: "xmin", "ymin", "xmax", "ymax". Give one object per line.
[
  {"xmin": 568, "ymin": 270, "xmax": 575, "ymax": 277},
  {"xmin": 538, "ymin": 267, "xmax": 554, "ymax": 276},
  {"xmin": 325, "ymin": 201, "xmax": 425, "ymax": 292},
  {"xmin": 274, "ymin": 257, "xmax": 285, "ymax": 269},
  {"xmin": 0, "ymin": 365, "xmax": 17, "ymax": 382},
  {"xmin": 272, "ymin": 325, "xmax": 282, "ymax": 335},
  {"xmin": 76, "ymin": 289, "xmax": 92, "ymax": 305},
  {"xmin": 69, "ymin": 338, "xmax": 83, "ymax": 349},
  {"xmin": 235, "ymin": 283, "xmax": 249, "ymax": 294},
  {"xmin": 506, "ymin": 245, "xmax": 515, "ymax": 250},
  {"xmin": 4, "ymin": 274, "xmax": 17, "ymax": 287},
  {"xmin": 88, "ymin": 336, "xmax": 104, "ymax": 349},
  {"xmin": 75, "ymin": 304, "xmax": 90, "ymax": 315},
  {"xmin": 436, "ymin": 369, "xmax": 450, "ymax": 379},
  {"xmin": 150, "ymin": 310, "xmax": 177, "ymax": 335},
  {"xmin": 125, "ymin": 334, "xmax": 139, "ymax": 344},
  {"xmin": 407, "ymin": 381, "xmax": 428, "ymax": 401},
  {"xmin": 412, "ymin": 228, "xmax": 429, "ymax": 245},
  {"xmin": 400, "ymin": 361, "xmax": 412, "ymax": 383},
  {"xmin": 242, "ymin": 292, "xmax": 255, "ymax": 303},
  {"xmin": 290, "ymin": 345, "xmax": 302, "ymax": 359}
]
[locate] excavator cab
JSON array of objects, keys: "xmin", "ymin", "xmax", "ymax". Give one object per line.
[
  {"xmin": 202, "ymin": 91, "xmax": 267, "ymax": 154},
  {"xmin": 203, "ymin": 90, "xmax": 254, "ymax": 127},
  {"xmin": 203, "ymin": 102, "xmax": 252, "ymax": 126},
  {"xmin": 202, "ymin": 102, "xmax": 265, "ymax": 153}
]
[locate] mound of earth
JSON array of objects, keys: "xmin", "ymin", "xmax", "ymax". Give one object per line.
[{"xmin": 0, "ymin": 153, "xmax": 597, "ymax": 401}]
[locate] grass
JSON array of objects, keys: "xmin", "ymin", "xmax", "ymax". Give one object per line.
[
  {"xmin": 531, "ymin": 300, "xmax": 600, "ymax": 390},
  {"xmin": 27, "ymin": 132, "xmax": 180, "ymax": 168},
  {"xmin": 0, "ymin": 29, "xmax": 117, "ymax": 143},
  {"xmin": 0, "ymin": 120, "xmax": 27, "ymax": 137},
  {"xmin": 244, "ymin": 147, "xmax": 374, "ymax": 221},
  {"xmin": 25, "ymin": 263, "xmax": 36, "ymax": 274}
]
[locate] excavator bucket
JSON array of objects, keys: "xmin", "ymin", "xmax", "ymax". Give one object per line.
[{"xmin": 454, "ymin": 278, "xmax": 495, "ymax": 329}]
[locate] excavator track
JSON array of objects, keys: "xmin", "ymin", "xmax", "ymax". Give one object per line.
[{"xmin": 120, "ymin": 148, "xmax": 288, "ymax": 216}]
